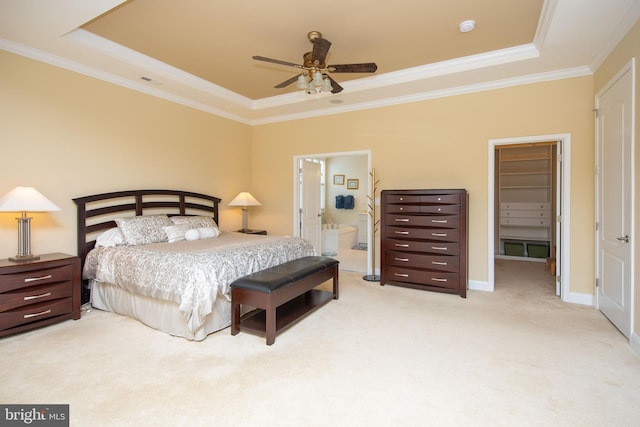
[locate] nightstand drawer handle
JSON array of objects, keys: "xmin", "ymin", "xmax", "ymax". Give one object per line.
[
  {"xmin": 24, "ymin": 274, "xmax": 53, "ymax": 283},
  {"xmin": 394, "ymin": 273, "xmax": 409, "ymax": 277},
  {"xmin": 432, "ymin": 278, "xmax": 448, "ymax": 282},
  {"xmin": 432, "ymin": 233, "xmax": 447, "ymax": 237},
  {"xmin": 24, "ymin": 292, "xmax": 52, "ymax": 301},
  {"xmin": 432, "ymin": 261, "xmax": 448, "ymax": 266},
  {"xmin": 431, "ymin": 219, "xmax": 448, "ymax": 223},
  {"xmin": 394, "ymin": 257, "xmax": 409, "ymax": 262},
  {"xmin": 394, "ymin": 231, "xmax": 409, "ymax": 235},
  {"xmin": 432, "ymin": 246, "xmax": 448, "ymax": 251},
  {"xmin": 394, "ymin": 243, "xmax": 409, "ymax": 248},
  {"xmin": 394, "ymin": 218, "xmax": 410, "ymax": 222},
  {"xmin": 24, "ymin": 309, "xmax": 52, "ymax": 319}
]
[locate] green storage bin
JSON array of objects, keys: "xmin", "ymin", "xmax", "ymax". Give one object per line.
[
  {"xmin": 527, "ymin": 244, "xmax": 549, "ymax": 258},
  {"xmin": 504, "ymin": 242, "xmax": 525, "ymax": 257}
]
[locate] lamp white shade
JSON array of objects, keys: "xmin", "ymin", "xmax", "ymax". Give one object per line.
[
  {"xmin": 228, "ymin": 192, "xmax": 261, "ymax": 232},
  {"xmin": 0, "ymin": 187, "xmax": 60, "ymax": 262},
  {"xmin": 0, "ymin": 186, "xmax": 61, "ymax": 212},
  {"xmin": 228, "ymin": 192, "xmax": 261, "ymax": 207}
]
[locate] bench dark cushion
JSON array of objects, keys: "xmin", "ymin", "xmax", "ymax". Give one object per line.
[{"xmin": 230, "ymin": 256, "xmax": 339, "ymax": 293}]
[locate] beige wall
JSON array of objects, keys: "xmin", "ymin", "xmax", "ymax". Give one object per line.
[
  {"xmin": 252, "ymin": 76, "xmax": 595, "ymax": 294},
  {"xmin": 0, "ymin": 50, "xmax": 252, "ymax": 259},
  {"xmin": 325, "ymin": 155, "xmax": 368, "ymax": 226},
  {"xmin": 593, "ymin": 18, "xmax": 640, "ymax": 334},
  {"xmin": 0, "ymin": 45, "xmax": 597, "ymax": 299}
]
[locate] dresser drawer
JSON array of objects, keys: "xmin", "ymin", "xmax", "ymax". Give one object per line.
[
  {"xmin": 420, "ymin": 204, "xmax": 460, "ymax": 215},
  {"xmin": 385, "ymin": 230, "xmax": 459, "ymax": 247},
  {"xmin": 0, "ymin": 265, "xmax": 73, "ymax": 293},
  {"xmin": 387, "ymin": 226, "xmax": 461, "ymax": 241},
  {"xmin": 384, "ymin": 266, "xmax": 460, "ymax": 290},
  {"xmin": 500, "ymin": 202, "xmax": 550, "ymax": 211},
  {"xmin": 0, "ymin": 281, "xmax": 73, "ymax": 312},
  {"xmin": 0, "ymin": 298, "xmax": 72, "ymax": 331},
  {"xmin": 385, "ymin": 239, "xmax": 459, "ymax": 255},
  {"xmin": 385, "ymin": 214, "xmax": 460, "ymax": 228},
  {"xmin": 501, "ymin": 210, "xmax": 550, "ymax": 218},
  {"xmin": 500, "ymin": 217, "xmax": 551, "ymax": 226},
  {"xmin": 385, "ymin": 251, "xmax": 459, "ymax": 272}
]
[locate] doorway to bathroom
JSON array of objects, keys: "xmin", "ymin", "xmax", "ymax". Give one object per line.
[{"xmin": 294, "ymin": 150, "xmax": 371, "ymax": 273}]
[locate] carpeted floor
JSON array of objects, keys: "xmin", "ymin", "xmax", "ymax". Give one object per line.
[{"xmin": 1, "ymin": 260, "xmax": 639, "ymax": 426}]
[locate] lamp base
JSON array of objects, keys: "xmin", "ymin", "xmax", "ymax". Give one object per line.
[
  {"xmin": 9, "ymin": 254, "xmax": 40, "ymax": 263},
  {"xmin": 362, "ymin": 274, "xmax": 380, "ymax": 282}
]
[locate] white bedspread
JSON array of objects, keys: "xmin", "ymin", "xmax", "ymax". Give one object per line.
[{"xmin": 83, "ymin": 232, "xmax": 315, "ymax": 332}]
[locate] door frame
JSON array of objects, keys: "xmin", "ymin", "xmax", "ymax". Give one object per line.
[
  {"xmin": 487, "ymin": 134, "xmax": 572, "ymax": 300},
  {"xmin": 293, "ymin": 149, "xmax": 372, "ymax": 271}
]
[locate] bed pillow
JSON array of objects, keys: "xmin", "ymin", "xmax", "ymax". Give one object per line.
[
  {"xmin": 95, "ymin": 228, "xmax": 125, "ymax": 247},
  {"xmin": 184, "ymin": 227, "xmax": 220, "ymax": 241},
  {"xmin": 162, "ymin": 224, "xmax": 192, "ymax": 243},
  {"xmin": 115, "ymin": 215, "xmax": 173, "ymax": 245},
  {"xmin": 170, "ymin": 215, "xmax": 218, "ymax": 229}
]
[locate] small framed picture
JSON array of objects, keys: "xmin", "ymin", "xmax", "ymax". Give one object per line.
[
  {"xmin": 333, "ymin": 174, "xmax": 345, "ymax": 185},
  {"xmin": 347, "ymin": 179, "xmax": 359, "ymax": 190}
]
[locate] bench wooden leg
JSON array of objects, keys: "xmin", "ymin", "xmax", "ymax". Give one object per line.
[
  {"xmin": 332, "ymin": 265, "xmax": 339, "ymax": 299},
  {"xmin": 231, "ymin": 298, "xmax": 240, "ymax": 336},
  {"xmin": 265, "ymin": 304, "xmax": 276, "ymax": 345}
]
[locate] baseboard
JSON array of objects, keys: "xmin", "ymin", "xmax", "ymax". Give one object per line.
[
  {"xmin": 469, "ymin": 280, "xmax": 492, "ymax": 292},
  {"xmin": 563, "ymin": 291, "xmax": 593, "ymax": 306},
  {"xmin": 630, "ymin": 333, "xmax": 640, "ymax": 357}
]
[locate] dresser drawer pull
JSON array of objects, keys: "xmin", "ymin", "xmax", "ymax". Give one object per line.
[
  {"xmin": 394, "ymin": 243, "xmax": 409, "ymax": 248},
  {"xmin": 394, "ymin": 231, "xmax": 409, "ymax": 235},
  {"xmin": 394, "ymin": 218, "xmax": 410, "ymax": 222},
  {"xmin": 432, "ymin": 261, "xmax": 448, "ymax": 266},
  {"xmin": 394, "ymin": 257, "xmax": 409, "ymax": 262},
  {"xmin": 432, "ymin": 278, "xmax": 448, "ymax": 282},
  {"xmin": 24, "ymin": 292, "xmax": 52, "ymax": 301},
  {"xmin": 431, "ymin": 246, "xmax": 448, "ymax": 251},
  {"xmin": 431, "ymin": 219, "xmax": 448, "ymax": 224},
  {"xmin": 24, "ymin": 274, "xmax": 53, "ymax": 283},
  {"xmin": 432, "ymin": 233, "xmax": 447, "ymax": 237},
  {"xmin": 23, "ymin": 309, "xmax": 52, "ymax": 319},
  {"xmin": 394, "ymin": 273, "xmax": 409, "ymax": 277}
]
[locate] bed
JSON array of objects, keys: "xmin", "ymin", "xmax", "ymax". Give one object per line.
[{"xmin": 74, "ymin": 189, "xmax": 315, "ymax": 340}]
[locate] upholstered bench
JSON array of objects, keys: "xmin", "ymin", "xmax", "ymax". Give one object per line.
[{"xmin": 230, "ymin": 256, "xmax": 339, "ymax": 345}]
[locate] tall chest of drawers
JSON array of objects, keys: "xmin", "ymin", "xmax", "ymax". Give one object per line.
[
  {"xmin": 380, "ymin": 189, "xmax": 468, "ymax": 298},
  {"xmin": 0, "ymin": 253, "xmax": 81, "ymax": 337}
]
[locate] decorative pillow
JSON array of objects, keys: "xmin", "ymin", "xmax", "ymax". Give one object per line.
[
  {"xmin": 162, "ymin": 224, "xmax": 192, "ymax": 243},
  {"xmin": 170, "ymin": 215, "xmax": 218, "ymax": 229},
  {"xmin": 184, "ymin": 227, "xmax": 220, "ymax": 241},
  {"xmin": 95, "ymin": 228, "xmax": 125, "ymax": 247},
  {"xmin": 115, "ymin": 215, "xmax": 173, "ymax": 245}
]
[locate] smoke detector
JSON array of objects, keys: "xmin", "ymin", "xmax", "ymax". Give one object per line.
[{"xmin": 459, "ymin": 20, "xmax": 476, "ymax": 33}]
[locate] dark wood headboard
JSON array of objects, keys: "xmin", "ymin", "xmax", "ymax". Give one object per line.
[{"xmin": 73, "ymin": 189, "xmax": 221, "ymax": 303}]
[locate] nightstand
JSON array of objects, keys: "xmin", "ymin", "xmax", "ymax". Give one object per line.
[
  {"xmin": 237, "ymin": 229, "xmax": 267, "ymax": 235},
  {"xmin": 0, "ymin": 253, "xmax": 81, "ymax": 338}
]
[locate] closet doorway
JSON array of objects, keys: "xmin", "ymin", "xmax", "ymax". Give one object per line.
[
  {"xmin": 293, "ymin": 150, "xmax": 371, "ymax": 274},
  {"xmin": 488, "ymin": 134, "xmax": 572, "ymax": 300}
]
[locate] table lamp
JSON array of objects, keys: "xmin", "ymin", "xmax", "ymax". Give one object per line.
[
  {"xmin": 0, "ymin": 186, "xmax": 61, "ymax": 262},
  {"xmin": 228, "ymin": 192, "xmax": 261, "ymax": 232}
]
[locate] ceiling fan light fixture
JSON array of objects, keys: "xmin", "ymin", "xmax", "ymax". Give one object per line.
[
  {"xmin": 296, "ymin": 74, "xmax": 307, "ymax": 89},
  {"xmin": 312, "ymin": 71, "xmax": 324, "ymax": 88},
  {"xmin": 321, "ymin": 76, "xmax": 332, "ymax": 92}
]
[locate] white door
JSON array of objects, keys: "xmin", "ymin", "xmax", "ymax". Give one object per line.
[
  {"xmin": 595, "ymin": 60, "xmax": 634, "ymax": 338},
  {"xmin": 300, "ymin": 159, "xmax": 322, "ymax": 254}
]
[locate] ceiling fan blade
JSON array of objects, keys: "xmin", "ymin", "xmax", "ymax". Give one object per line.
[
  {"xmin": 329, "ymin": 63, "xmax": 378, "ymax": 73},
  {"xmin": 252, "ymin": 55, "xmax": 302, "ymax": 69},
  {"xmin": 311, "ymin": 37, "xmax": 331, "ymax": 65},
  {"xmin": 274, "ymin": 74, "xmax": 302, "ymax": 89},
  {"xmin": 327, "ymin": 75, "xmax": 343, "ymax": 94}
]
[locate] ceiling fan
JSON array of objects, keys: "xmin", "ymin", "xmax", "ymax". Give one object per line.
[{"xmin": 252, "ymin": 31, "xmax": 378, "ymax": 94}]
